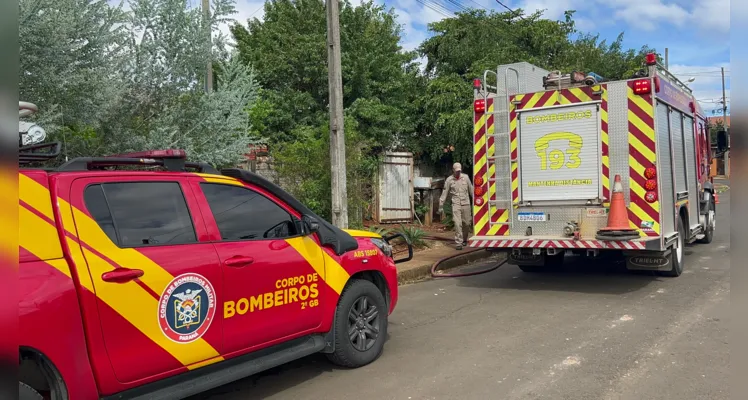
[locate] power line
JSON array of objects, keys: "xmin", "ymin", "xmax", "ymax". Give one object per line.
[
  {"xmin": 674, "ymin": 70, "xmax": 730, "ymax": 75},
  {"xmin": 416, "ymin": 0, "xmax": 454, "ymax": 18},
  {"xmin": 440, "ymin": 0, "xmax": 470, "ymax": 12},
  {"xmin": 494, "ymin": 0, "xmax": 525, "ymax": 19},
  {"xmin": 462, "ymin": 0, "xmax": 490, "ymax": 10}
]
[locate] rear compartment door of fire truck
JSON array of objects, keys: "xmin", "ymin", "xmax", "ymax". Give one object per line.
[{"xmin": 517, "ymin": 103, "xmax": 602, "ymax": 204}]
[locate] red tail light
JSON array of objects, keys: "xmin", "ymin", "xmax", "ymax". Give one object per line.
[
  {"xmin": 644, "ymin": 167, "xmax": 657, "ymax": 179},
  {"xmin": 645, "ymin": 179, "xmax": 657, "ymax": 191},
  {"xmin": 645, "ymin": 53, "xmax": 657, "ymax": 66},
  {"xmin": 474, "ymin": 186, "xmax": 485, "ymax": 197},
  {"xmin": 475, "ymin": 197, "xmax": 484, "ymax": 206},
  {"xmin": 645, "ymin": 191, "xmax": 658, "ymax": 203},
  {"xmin": 474, "ymin": 99, "xmax": 486, "ymax": 113},
  {"xmin": 474, "ymin": 176, "xmax": 484, "ymax": 186},
  {"xmin": 633, "ymin": 79, "xmax": 652, "ymax": 95}
]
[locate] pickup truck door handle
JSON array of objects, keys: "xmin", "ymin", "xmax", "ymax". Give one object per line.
[
  {"xmin": 224, "ymin": 256, "xmax": 255, "ymax": 268},
  {"xmin": 102, "ymin": 268, "xmax": 144, "ymax": 283}
]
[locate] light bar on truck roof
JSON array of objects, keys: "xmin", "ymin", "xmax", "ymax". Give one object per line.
[
  {"xmin": 109, "ymin": 149, "xmax": 187, "ymax": 159},
  {"xmin": 473, "ymin": 78, "xmax": 482, "ymax": 89}
]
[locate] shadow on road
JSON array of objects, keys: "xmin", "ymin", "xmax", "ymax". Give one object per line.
[
  {"xmin": 452, "ymin": 252, "xmax": 664, "ymax": 295},
  {"xmin": 193, "ymin": 333, "xmax": 393, "ymax": 400}
]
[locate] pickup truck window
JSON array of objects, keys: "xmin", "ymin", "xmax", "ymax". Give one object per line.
[
  {"xmin": 200, "ymin": 183, "xmax": 299, "ymax": 241},
  {"xmin": 84, "ymin": 182, "xmax": 198, "ymax": 247}
]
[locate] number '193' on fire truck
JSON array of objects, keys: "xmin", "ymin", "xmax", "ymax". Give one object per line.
[{"xmin": 469, "ymin": 53, "xmax": 716, "ymax": 277}]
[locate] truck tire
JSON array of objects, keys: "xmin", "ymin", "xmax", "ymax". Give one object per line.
[
  {"xmin": 19, "ymin": 382, "xmax": 43, "ymax": 400},
  {"xmin": 661, "ymin": 216, "xmax": 686, "ymax": 277},
  {"xmin": 697, "ymin": 193, "xmax": 716, "ymax": 244},
  {"xmin": 326, "ymin": 279, "xmax": 387, "ymax": 368}
]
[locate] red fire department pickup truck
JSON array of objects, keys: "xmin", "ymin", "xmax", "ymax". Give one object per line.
[{"xmin": 18, "ymin": 147, "xmax": 411, "ymax": 400}]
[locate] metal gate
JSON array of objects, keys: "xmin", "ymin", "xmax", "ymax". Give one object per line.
[{"xmin": 377, "ymin": 152, "xmax": 414, "ymax": 223}]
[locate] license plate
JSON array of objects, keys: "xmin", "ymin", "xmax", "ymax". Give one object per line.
[{"xmin": 518, "ymin": 212, "xmax": 546, "ymax": 222}]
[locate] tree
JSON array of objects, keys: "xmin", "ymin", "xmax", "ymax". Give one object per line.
[
  {"xmin": 19, "ymin": 0, "xmax": 129, "ymax": 132},
  {"xmin": 231, "ymin": 0, "xmax": 419, "ymax": 149},
  {"xmin": 100, "ymin": 0, "xmax": 260, "ymax": 167},
  {"xmin": 231, "ymin": 0, "xmax": 420, "ymax": 221},
  {"xmin": 415, "ymin": 8, "xmax": 656, "ymax": 166},
  {"xmin": 19, "ymin": 0, "xmax": 261, "ymax": 167}
]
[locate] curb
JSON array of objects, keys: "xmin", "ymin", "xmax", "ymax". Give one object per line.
[{"xmin": 396, "ymin": 249, "xmax": 497, "ymax": 285}]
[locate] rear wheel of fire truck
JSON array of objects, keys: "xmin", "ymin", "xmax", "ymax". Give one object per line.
[
  {"xmin": 661, "ymin": 216, "xmax": 686, "ymax": 277},
  {"xmin": 19, "ymin": 382, "xmax": 43, "ymax": 400},
  {"xmin": 697, "ymin": 193, "xmax": 716, "ymax": 244},
  {"xmin": 327, "ymin": 279, "xmax": 388, "ymax": 368}
]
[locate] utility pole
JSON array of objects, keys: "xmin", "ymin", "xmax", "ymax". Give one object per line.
[
  {"xmin": 721, "ymin": 67, "xmax": 727, "ymax": 118},
  {"xmin": 325, "ymin": 0, "xmax": 348, "ymax": 228},
  {"xmin": 202, "ymin": 0, "xmax": 213, "ymax": 93},
  {"xmin": 721, "ymin": 66, "xmax": 729, "ymax": 175},
  {"xmin": 665, "ymin": 48, "xmax": 669, "ymax": 69}
]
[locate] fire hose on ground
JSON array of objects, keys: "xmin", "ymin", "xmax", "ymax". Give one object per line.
[{"xmin": 423, "ymin": 235, "xmax": 507, "ymax": 278}]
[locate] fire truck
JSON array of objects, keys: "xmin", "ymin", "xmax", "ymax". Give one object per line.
[{"xmin": 469, "ymin": 53, "xmax": 716, "ymax": 277}]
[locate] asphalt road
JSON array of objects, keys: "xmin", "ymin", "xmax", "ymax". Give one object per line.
[{"xmin": 197, "ymin": 188, "xmax": 730, "ymax": 400}]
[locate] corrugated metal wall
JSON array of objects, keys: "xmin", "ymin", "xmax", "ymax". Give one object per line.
[{"xmin": 377, "ymin": 152, "xmax": 414, "ymax": 223}]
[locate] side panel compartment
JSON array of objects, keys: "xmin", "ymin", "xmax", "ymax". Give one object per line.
[
  {"xmin": 656, "ymin": 101, "xmax": 676, "ymax": 237},
  {"xmin": 671, "ymin": 108, "xmax": 687, "ymax": 194},
  {"xmin": 684, "ymin": 116, "xmax": 700, "ymax": 230}
]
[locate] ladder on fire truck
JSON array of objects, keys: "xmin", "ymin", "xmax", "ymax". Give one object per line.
[{"xmin": 478, "ymin": 67, "xmax": 520, "ymax": 228}]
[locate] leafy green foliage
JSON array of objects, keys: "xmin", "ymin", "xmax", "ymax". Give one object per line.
[
  {"xmin": 442, "ymin": 202, "xmax": 455, "ymax": 230},
  {"xmin": 20, "ymin": 0, "xmax": 260, "ymax": 167},
  {"xmin": 366, "ymin": 225, "xmax": 393, "ymax": 237},
  {"xmin": 415, "ymin": 203, "xmax": 430, "ymax": 220},
  {"xmin": 233, "ymin": 0, "xmax": 416, "ymax": 223},
  {"xmin": 19, "ymin": 0, "xmax": 129, "ymax": 134},
  {"xmin": 395, "ymin": 225, "xmax": 429, "ymax": 249},
  {"xmin": 231, "ymin": 0, "xmax": 418, "ymax": 149},
  {"xmin": 413, "ymin": 8, "xmax": 657, "ymax": 166},
  {"xmin": 272, "ymin": 115, "xmax": 378, "ymax": 221}
]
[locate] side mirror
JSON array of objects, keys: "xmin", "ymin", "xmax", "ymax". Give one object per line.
[
  {"xmin": 302, "ymin": 215, "xmax": 320, "ymax": 235},
  {"xmin": 717, "ymin": 130, "xmax": 729, "ymax": 153}
]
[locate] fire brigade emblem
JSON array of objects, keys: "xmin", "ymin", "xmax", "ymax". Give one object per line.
[{"xmin": 158, "ymin": 273, "xmax": 216, "ymax": 344}]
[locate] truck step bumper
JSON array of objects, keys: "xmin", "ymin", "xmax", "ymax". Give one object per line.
[{"xmin": 468, "ymin": 236, "xmax": 660, "ymax": 251}]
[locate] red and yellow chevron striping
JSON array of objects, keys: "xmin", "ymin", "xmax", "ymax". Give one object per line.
[
  {"xmin": 626, "ymin": 82, "xmax": 660, "ymax": 236},
  {"xmin": 473, "ymin": 97, "xmax": 489, "ymax": 236}
]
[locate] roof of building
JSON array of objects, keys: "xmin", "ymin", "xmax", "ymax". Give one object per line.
[{"xmin": 708, "ymin": 116, "xmax": 730, "ymax": 127}]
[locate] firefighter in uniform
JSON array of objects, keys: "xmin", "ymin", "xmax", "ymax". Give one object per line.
[{"xmin": 439, "ymin": 162, "xmax": 474, "ymax": 250}]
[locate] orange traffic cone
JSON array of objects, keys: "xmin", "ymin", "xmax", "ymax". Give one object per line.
[
  {"xmin": 714, "ymin": 194, "xmax": 719, "ymax": 204},
  {"xmin": 596, "ymin": 174, "xmax": 640, "ymax": 240}
]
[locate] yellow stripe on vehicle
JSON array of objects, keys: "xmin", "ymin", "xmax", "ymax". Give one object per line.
[
  {"xmin": 342, "ymin": 229, "xmax": 381, "ymax": 239},
  {"xmin": 473, "ymin": 107, "xmax": 488, "ymax": 236},
  {"xmin": 573, "ymin": 87, "xmax": 593, "ymax": 103},
  {"xmin": 541, "ymin": 92, "xmax": 559, "ymax": 108},
  {"xmin": 601, "ymin": 87, "xmax": 610, "ymax": 205},
  {"xmin": 80, "ymin": 246, "xmax": 222, "ymax": 365},
  {"xmin": 58, "ymin": 200, "xmax": 224, "ymax": 365},
  {"xmin": 486, "ymin": 99, "xmax": 496, "ymax": 210},
  {"xmin": 194, "ymin": 173, "xmax": 245, "ymax": 186},
  {"xmin": 285, "ymin": 236, "xmax": 350, "ymax": 295},
  {"xmin": 19, "ymin": 174, "xmax": 55, "ymax": 220},
  {"xmin": 19, "ymin": 204, "xmax": 64, "ymax": 262},
  {"xmin": 523, "ymin": 92, "xmax": 546, "ymax": 110}
]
